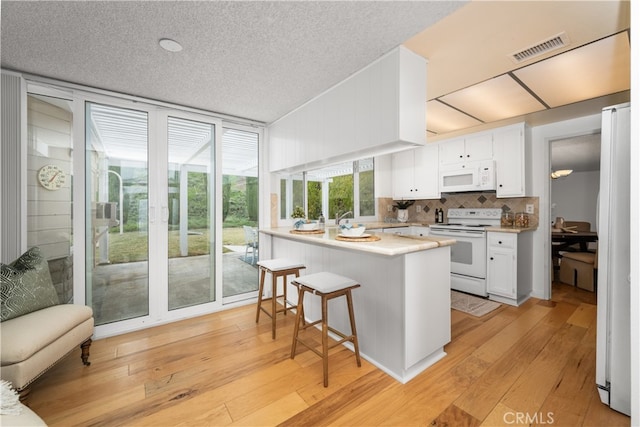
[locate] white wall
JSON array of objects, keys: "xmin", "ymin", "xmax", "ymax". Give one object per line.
[
  {"xmin": 551, "ymin": 170, "xmax": 600, "ymax": 231},
  {"xmin": 530, "ymin": 113, "xmax": 602, "ymax": 300}
]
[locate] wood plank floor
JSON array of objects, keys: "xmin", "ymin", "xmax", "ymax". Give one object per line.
[{"xmin": 26, "ymin": 282, "xmax": 630, "ymax": 426}]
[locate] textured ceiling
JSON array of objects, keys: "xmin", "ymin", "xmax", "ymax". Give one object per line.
[
  {"xmin": 1, "ymin": 1, "xmax": 630, "ymax": 172},
  {"xmin": 0, "ymin": 0, "xmax": 464, "ymax": 124}
]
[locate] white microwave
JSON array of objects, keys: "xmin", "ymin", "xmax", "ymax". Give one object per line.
[{"xmin": 439, "ymin": 160, "xmax": 496, "ymax": 193}]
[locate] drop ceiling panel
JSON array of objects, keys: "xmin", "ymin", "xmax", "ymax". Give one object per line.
[
  {"xmin": 426, "ymin": 100, "xmax": 482, "ymax": 134},
  {"xmin": 513, "ymin": 32, "xmax": 630, "ymax": 108},
  {"xmin": 439, "ymin": 75, "xmax": 546, "ymax": 123},
  {"xmin": 404, "ymin": 1, "xmax": 630, "ymax": 100}
]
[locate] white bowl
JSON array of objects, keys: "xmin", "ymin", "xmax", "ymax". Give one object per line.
[
  {"xmin": 341, "ymin": 226, "xmax": 366, "ymax": 237},
  {"xmin": 300, "ymin": 222, "xmax": 318, "ymax": 231}
]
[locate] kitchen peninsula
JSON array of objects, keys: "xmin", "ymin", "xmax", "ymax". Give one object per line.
[{"xmin": 259, "ymin": 227, "xmax": 455, "ymax": 383}]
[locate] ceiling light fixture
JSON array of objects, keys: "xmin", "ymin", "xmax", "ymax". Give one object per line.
[
  {"xmin": 159, "ymin": 38, "xmax": 183, "ymax": 52},
  {"xmin": 551, "ymin": 169, "xmax": 573, "ymax": 179}
]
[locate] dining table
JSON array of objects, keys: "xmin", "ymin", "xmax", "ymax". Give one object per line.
[{"xmin": 552, "ymin": 229, "xmax": 598, "ymax": 254}]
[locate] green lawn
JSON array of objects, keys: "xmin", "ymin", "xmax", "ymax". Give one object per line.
[{"xmin": 106, "ymin": 227, "xmax": 248, "ymax": 264}]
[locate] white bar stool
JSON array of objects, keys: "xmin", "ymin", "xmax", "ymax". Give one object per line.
[
  {"xmin": 290, "ymin": 272, "xmax": 361, "ymax": 387},
  {"xmin": 256, "ymin": 258, "xmax": 306, "ymax": 339}
]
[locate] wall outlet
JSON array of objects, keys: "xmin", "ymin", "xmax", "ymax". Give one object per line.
[
  {"xmin": 416, "ymin": 205, "xmax": 422, "ymax": 212},
  {"xmin": 526, "ymin": 204, "xmax": 534, "ymax": 214}
]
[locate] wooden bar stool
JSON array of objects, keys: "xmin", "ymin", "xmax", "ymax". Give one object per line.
[
  {"xmin": 290, "ymin": 272, "xmax": 361, "ymax": 387},
  {"xmin": 256, "ymin": 259, "xmax": 306, "ymax": 339}
]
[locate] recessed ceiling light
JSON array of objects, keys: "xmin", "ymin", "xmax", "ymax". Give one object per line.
[
  {"xmin": 159, "ymin": 38, "xmax": 183, "ymax": 52},
  {"xmin": 551, "ymin": 169, "xmax": 573, "ymax": 179}
]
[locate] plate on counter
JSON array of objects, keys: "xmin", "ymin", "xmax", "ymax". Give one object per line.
[{"xmin": 339, "ymin": 233, "xmax": 372, "ymax": 239}]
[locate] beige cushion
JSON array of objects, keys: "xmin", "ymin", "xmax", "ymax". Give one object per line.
[
  {"xmin": 0, "ymin": 403, "xmax": 47, "ymax": 426},
  {"xmin": 0, "ymin": 304, "xmax": 93, "ymax": 391},
  {"xmin": 294, "ymin": 272, "xmax": 359, "ymax": 294},
  {"xmin": 561, "ymin": 252, "xmax": 596, "ymax": 264}
]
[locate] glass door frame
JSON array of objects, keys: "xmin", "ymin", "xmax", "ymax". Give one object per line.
[{"xmin": 73, "ymin": 92, "xmax": 230, "ymax": 338}]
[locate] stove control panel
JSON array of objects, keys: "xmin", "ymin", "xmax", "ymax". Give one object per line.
[{"xmin": 447, "ymin": 208, "xmax": 502, "ymax": 220}]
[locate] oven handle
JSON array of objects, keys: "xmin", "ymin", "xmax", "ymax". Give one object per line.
[{"xmin": 429, "ymin": 228, "xmax": 486, "ymax": 238}]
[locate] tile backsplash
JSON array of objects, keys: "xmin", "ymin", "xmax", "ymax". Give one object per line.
[{"xmin": 379, "ymin": 193, "xmax": 539, "ymax": 227}]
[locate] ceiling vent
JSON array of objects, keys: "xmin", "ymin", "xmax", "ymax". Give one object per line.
[{"xmin": 509, "ymin": 32, "xmax": 570, "ymax": 63}]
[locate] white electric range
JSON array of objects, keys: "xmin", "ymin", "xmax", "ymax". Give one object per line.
[{"xmin": 429, "ymin": 208, "xmax": 502, "ymax": 297}]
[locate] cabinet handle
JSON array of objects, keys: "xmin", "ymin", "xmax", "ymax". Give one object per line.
[
  {"xmin": 498, "ymin": 241, "xmax": 503, "ymax": 244},
  {"xmin": 466, "ymin": 154, "xmax": 470, "ymax": 157},
  {"xmin": 490, "ymin": 257, "xmax": 494, "ymax": 260},
  {"xmin": 499, "ymin": 184, "xmax": 503, "ymax": 188},
  {"xmin": 459, "ymin": 155, "xmax": 463, "ymax": 158}
]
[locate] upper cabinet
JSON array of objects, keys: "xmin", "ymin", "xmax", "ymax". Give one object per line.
[
  {"xmin": 436, "ymin": 122, "xmax": 530, "ymax": 198},
  {"xmin": 494, "ymin": 123, "xmax": 530, "ymax": 198},
  {"xmin": 392, "ymin": 143, "xmax": 439, "ymax": 200},
  {"xmin": 439, "ymin": 132, "xmax": 493, "ymax": 165},
  {"xmin": 268, "ymin": 46, "xmax": 427, "ymax": 173}
]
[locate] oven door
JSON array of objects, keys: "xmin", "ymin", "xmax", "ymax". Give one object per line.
[{"xmin": 429, "ymin": 228, "xmax": 487, "ymax": 278}]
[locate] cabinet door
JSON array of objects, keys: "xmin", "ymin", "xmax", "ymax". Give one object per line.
[
  {"xmin": 494, "ymin": 125, "xmax": 525, "ymax": 197},
  {"xmin": 413, "ymin": 143, "xmax": 440, "ymax": 199},
  {"xmin": 464, "ymin": 132, "xmax": 493, "ymax": 161},
  {"xmin": 391, "ymin": 149, "xmax": 415, "ymax": 199},
  {"xmin": 439, "ymin": 138, "xmax": 465, "ymax": 164},
  {"xmin": 487, "ymin": 246, "xmax": 516, "ymax": 298}
]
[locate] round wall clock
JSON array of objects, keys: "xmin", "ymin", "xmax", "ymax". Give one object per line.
[{"xmin": 37, "ymin": 164, "xmax": 66, "ymax": 190}]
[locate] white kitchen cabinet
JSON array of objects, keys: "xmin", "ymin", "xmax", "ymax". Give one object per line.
[
  {"xmin": 439, "ymin": 132, "xmax": 493, "ymax": 165},
  {"xmin": 410, "ymin": 226, "xmax": 430, "ymax": 236},
  {"xmin": 379, "ymin": 226, "xmax": 429, "ymax": 236},
  {"xmin": 392, "ymin": 143, "xmax": 439, "ymax": 200},
  {"xmin": 487, "ymin": 231, "xmax": 533, "ymax": 306},
  {"xmin": 487, "ymin": 233, "xmax": 517, "ymax": 299},
  {"xmin": 494, "ymin": 123, "xmax": 530, "ymax": 198},
  {"xmin": 269, "ymin": 46, "xmax": 426, "ymax": 173}
]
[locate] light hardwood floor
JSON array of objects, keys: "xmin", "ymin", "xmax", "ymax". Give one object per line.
[{"xmin": 26, "ymin": 282, "xmax": 630, "ymax": 426}]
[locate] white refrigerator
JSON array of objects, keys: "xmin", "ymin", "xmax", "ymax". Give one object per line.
[{"xmin": 596, "ymin": 102, "xmax": 631, "ymax": 416}]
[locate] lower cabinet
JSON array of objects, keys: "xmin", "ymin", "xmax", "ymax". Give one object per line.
[{"xmin": 487, "ymin": 231, "xmax": 533, "ymax": 306}]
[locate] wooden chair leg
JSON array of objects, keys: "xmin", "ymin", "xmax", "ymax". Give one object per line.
[
  {"xmin": 271, "ymin": 272, "xmax": 278, "ymax": 339},
  {"xmin": 346, "ymin": 290, "xmax": 361, "ymax": 367},
  {"xmin": 256, "ymin": 267, "xmax": 266, "ymax": 323},
  {"xmin": 290, "ymin": 286, "xmax": 305, "ymax": 359},
  {"xmin": 321, "ymin": 295, "xmax": 329, "ymax": 387},
  {"xmin": 81, "ymin": 338, "xmax": 92, "ymax": 366}
]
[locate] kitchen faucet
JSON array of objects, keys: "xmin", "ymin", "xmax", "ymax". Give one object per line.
[{"xmin": 336, "ymin": 211, "xmax": 353, "ymax": 226}]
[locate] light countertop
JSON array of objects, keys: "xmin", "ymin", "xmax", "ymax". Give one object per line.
[
  {"xmin": 260, "ymin": 227, "xmax": 455, "ymax": 256},
  {"xmin": 485, "ymin": 226, "xmax": 538, "ymax": 233}
]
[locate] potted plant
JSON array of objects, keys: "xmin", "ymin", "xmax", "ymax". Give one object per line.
[
  {"xmin": 291, "ymin": 205, "xmax": 306, "ymax": 228},
  {"xmin": 392, "ymin": 200, "xmax": 414, "ymax": 223}
]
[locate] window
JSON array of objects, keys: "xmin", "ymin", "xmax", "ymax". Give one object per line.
[
  {"xmin": 280, "ymin": 158, "xmax": 375, "ymax": 223},
  {"xmin": 26, "ymin": 92, "xmax": 74, "ymax": 304}
]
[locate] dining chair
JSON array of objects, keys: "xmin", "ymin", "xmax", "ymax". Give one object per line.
[{"xmin": 243, "ymin": 226, "xmax": 259, "ymax": 265}]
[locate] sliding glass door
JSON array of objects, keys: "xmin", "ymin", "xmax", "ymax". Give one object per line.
[
  {"xmin": 85, "ymin": 99, "xmax": 260, "ymax": 330},
  {"xmin": 167, "ymin": 117, "xmax": 216, "ymax": 310},
  {"xmin": 221, "ymin": 127, "xmax": 259, "ymax": 302},
  {"xmin": 86, "ymin": 103, "xmax": 221, "ymax": 326},
  {"xmin": 85, "ymin": 102, "xmax": 150, "ymax": 324}
]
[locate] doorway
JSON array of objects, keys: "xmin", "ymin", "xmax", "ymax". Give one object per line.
[
  {"xmin": 549, "ymin": 132, "xmax": 601, "ymax": 284},
  {"xmin": 83, "ymin": 99, "xmax": 260, "ymax": 333}
]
